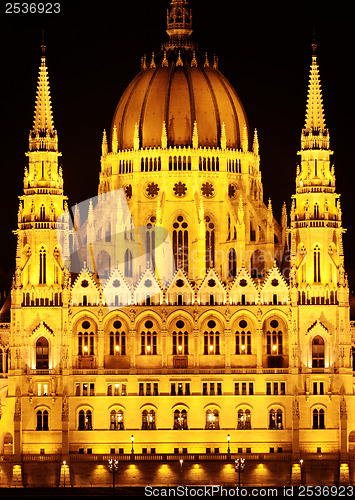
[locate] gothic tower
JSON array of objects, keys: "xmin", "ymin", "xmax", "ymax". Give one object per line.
[
  {"xmin": 8, "ymin": 42, "xmax": 70, "ymax": 455},
  {"xmin": 289, "ymin": 42, "xmax": 352, "ymax": 456}
]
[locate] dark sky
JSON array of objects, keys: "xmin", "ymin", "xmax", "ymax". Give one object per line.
[{"xmin": 0, "ymin": 1, "xmax": 354, "ymax": 296}]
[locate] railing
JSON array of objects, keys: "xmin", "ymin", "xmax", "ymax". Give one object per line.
[{"xmin": 1, "ymin": 452, "xmax": 344, "ymax": 463}]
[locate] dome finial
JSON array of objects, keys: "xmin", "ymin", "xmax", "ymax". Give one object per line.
[
  {"xmin": 312, "ymin": 27, "xmax": 317, "ymax": 55},
  {"xmin": 166, "ymin": 0, "xmax": 193, "ymax": 46}
]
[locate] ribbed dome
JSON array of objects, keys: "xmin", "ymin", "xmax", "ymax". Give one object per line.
[{"xmin": 111, "ymin": 47, "xmax": 249, "ymax": 150}]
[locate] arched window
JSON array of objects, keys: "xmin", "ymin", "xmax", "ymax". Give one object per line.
[
  {"xmin": 109, "ymin": 320, "xmax": 126, "ymax": 355},
  {"xmin": 313, "ymin": 245, "xmax": 321, "ymax": 282},
  {"xmin": 172, "ymin": 319, "xmax": 188, "ymax": 355},
  {"xmin": 235, "ymin": 319, "xmax": 251, "ymax": 355},
  {"xmin": 228, "ymin": 248, "xmax": 237, "ymax": 278},
  {"xmin": 312, "ymin": 336, "xmax": 325, "ymax": 368},
  {"xmin": 142, "ymin": 409, "xmax": 156, "ymax": 430},
  {"xmin": 36, "ymin": 409, "xmax": 49, "ymax": 431},
  {"xmin": 36, "ymin": 337, "xmax": 49, "ymax": 369},
  {"xmin": 140, "ymin": 320, "xmax": 157, "ymax": 355},
  {"xmin": 314, "ymin": 203, "xmax": 319, "ymax": 219},
  {"xmin": 146, "ymin": 218, "xmax": 156, "ymax": 270},
  {"xmin": 110, "ymin": 410, "xmax": 124, "ymax": 430},
  {"xmin": 237, "ymin": 409, "xmax": 251, "ymax": 429},
  {"xmin": 251, "ymin": 249, "xmax": 264, "ymax": 279},
  {"xmin": 78, "ymin": 320, "xmax": 95, "ymax": 356},
  {"xmin": 124, "ymin": 249, "xmax": 133, "ymax": 277},
  {"xmin": 39, "ymin": 247, "xmax": 46, "ymax": 284},
  {"xmin": 40, "ymin": 205, "xmax": 45, "ymax": 221},
  {"xmin": 172, "ymin": 216, "xmax": 188, "ymax": 275},
  {"xmin": 266, "ymin": 319, "xmax": 283, "ymax": 355},
  {"xmin": 97, "ymin": 250, "xmax": 111, "ymax": 279},
  {"xmin": 173, "ymin": 409, "xmax": 188, "ymax": 430},
  {"xmin": 78, "ymin": 409, "xmax": 92, "ymax": 430},
  {"xmin": 203, "ymin": 319, "xmax": 220, "ymax": 355},
  {"xmin": 0, "ymin": 348, "xmax": 3, "ymax": 373},
  {"xmin": 269, "ymin": 408, "xmax": 283, "ymax": 429},
  {"xmin": 312, "ymin": 408, "xmax": 325, "ymax": 429},
  {"xmin": 205, "ymin": 409, "xmax": 220, "ymax": 429},
  {"xmin": 205, "ymin": 216, "xmax": 215, "ymax": 271}
]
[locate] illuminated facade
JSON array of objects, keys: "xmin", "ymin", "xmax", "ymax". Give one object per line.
[{"xmin": 0, "ymin": 0, "xmax": 354, "ymax": 487}]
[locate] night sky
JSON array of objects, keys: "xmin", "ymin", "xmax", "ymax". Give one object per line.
[{"xmin": 0, "ymin": 1, "xmax": 354, "ymax": 306}]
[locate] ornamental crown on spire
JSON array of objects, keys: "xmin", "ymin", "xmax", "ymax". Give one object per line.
[
  {"xmin": 29, "ymin": 42, "xmax": 58, "ymax": 152},
  {"xmin": 301, "ymin": 42, "xmax": 329, "ymax": 150}
]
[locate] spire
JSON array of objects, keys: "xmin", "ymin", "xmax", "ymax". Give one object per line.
[
  {"xmin": 166, "ymin": 0, "xmax": 193, "ymax": 48},
  {"xmin": 102, "ymin": 130, "xmax": 108, "ymax": 156},
  {"xmin": 29, "ymin": 40, "xmax": 58, "ymax": 152},
  {"xmin": 301, "ymin": 41, "xmax": 329, "ymax": 150}
]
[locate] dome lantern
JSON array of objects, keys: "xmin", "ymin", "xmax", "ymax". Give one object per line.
[{"xmin": 166, "ymin": 0, "xmax": 193, "ymax": 47}]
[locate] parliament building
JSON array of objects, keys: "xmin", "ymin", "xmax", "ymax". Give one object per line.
[{"xmin": 0, "ymin": 0, "xmax": 354, "ymax": 488}]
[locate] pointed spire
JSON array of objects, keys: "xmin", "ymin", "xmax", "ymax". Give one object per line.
[
  {"xmin": 176, "ymin": 50, "xmax": 184, "ymax": 66},
  {"xmin": 301, "ymin": 41, "xmax": 329, "ymax": 150},
  {"xmin": 242, "ymin": 124, "xmax": 248, "ymax": 152},
  {"xmin": 162, "ymin": 50, "xmax": 169, "ymax": 67},
  {"xmin": 204, "ymin": 52, "xmax": 210, "ymax": 68},
  {"xmin": 220, "ymin": 122, "xmax": 227, "ymax": 149},
  {"xmin": 101, "ymin": 130, "xmax": 108, "ymax": 156},
  {"xmin": 192, "ymin": 120, "xmax": 198, "ymax": 148},
  {"xmin": 133, "ymin": 123, "xmax": 140, "ymax": 150},
  {"xmin": 29, "ymin": 40, "xmax": 58, "ymax": 152},
  {"xmin": 191, "ymin": 50, "xmax": 198, "ymax": 67},
  {"xmin": 237, "ymin": 196, "xmax": 244, "ymax": 224},
  {"xmin": 161, "ymin": 121, "xmax": 168, "ymax": 149},
  {"xmin": 253, "ymin": 129, "xmax": 259, "ymax": 155},
  {"xmin": 112, "ymin": 125, "xmax": 118, "ymax": 153},
  {"xmin": 150, "ymin": 52, "xmax": 156, "ymax": 69}
]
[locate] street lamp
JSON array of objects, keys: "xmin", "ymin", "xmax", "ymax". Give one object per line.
[
  {"xmin": 108, "ymin": 458, "xmax": 118, "ymax": 493},
  {"xmin": 235, "ymin": 458, "xmax": 245, "ymax": 488},
  {"xmin": 131, "ymin": 434, "xmax": 135, "ymax": 454},
  {"xmin": 62, "ymin": 461, "xmax": 66, "ymax": 488},
  {"xmin": 227, "ymin": 434, "xmax": 231, "ymax": 454},
  {"xmin": 300, "ymin": 459, "xmax": 303, "ymax": 485}
]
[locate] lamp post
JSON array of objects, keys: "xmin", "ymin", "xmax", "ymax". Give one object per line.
[
  {"xmin": 62, "ymin": 461, "xmax": 66, "ymax": 488},
  {"xmin": 179, "ymin": 458, "xmax": 183, "ymax": 485},
  {"xmin": 227, "ymin": 434, "xmax": 231, "ymax": 454},
  {"xmin": 235, "ymin": 458, "xmax": 245, "ymax": 488},
  {"xmin": 131, "ymin": 434, "xmax": 135, "ymax": 454},
  {"xmin": 108, "ymin": 458, "xmax": 118, "ymax": 493}
]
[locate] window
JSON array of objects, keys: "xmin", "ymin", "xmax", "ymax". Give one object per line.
[
  {"xmin": 142, "ymin": 410, "xmax": 156, "ymax": 430},
  {"xmin": 205, "ymin": 410, "xmax": 220, "ymax": 430},
  {"xmin": 234, "ymin": 382, "xmax": 253, "ymax": 395},
  {"xmin": 172, "ymin": 320, "xmax": 188, "ymax": 355},
  {"xmin": 269, "ymin": 408, "xmax": 283, "ymax": 429},
  {"xmin": 172, "ymin": 216, "xmax": 188, "ymax": 275},
  {"xmin": 36, "ymin": 409, "xmax": 49, "ymax": 431},
  {"xmin": 141, "ymin": 320, "xmax": 157, "ymax": 355},
  {"xmin": 205, "ymin": 216, "xmax": 215, "ymax": 271},
  {"xmin": 39, "ymin": 247, "xmax": 46, "ymax": 284},
  {"xmin": 110, "ymin": 410, "xmax": 124, "ymax": 430},
  {"xmin": 78, "ymin": 321, "xmax": 95, "ymax": 356},
  {"xmin": 312, "ymin": 408, "xmax": 325, "ymax": 429},
  {"xmin": 235, "ymin": 319, "xmax": 251, "ymax": 354},
  {"xmin": 173, "ymin": 409, "xmax": 187, "ymax": 430},
  {"xmin": 78, "ymin": 409, "xmax": 92, "ymax": 430},
  {"xmin": 237, "ymin": 409, "xmax": 251, "ymax": 429},
  {"xmin": 266, "ymin": 319, "xmax": 283, "ymax": 355},
  {"xmin": 40, "ymin": 205, "xmax": 45, "ymax": 221},
  {"xmin": 203, "ymin": 382, "xmax": 222, "ymax": 395},
  {"xmin": 204, "ymin": 319, "xmax": 220, "ymax": 355},
  {"xmin": 313, "ymin": 245, "xmax": 321, "ymax": 282},
  {"xmin": 228, "ymin": 248, "xmax": 237, "ymax": 278},
  {"xmin": 313, "ymin": 382, "xmax": 324, "ymax": 395},
  {"xmin": 146, "ymin": 223, "xmax": 156, "ymax": 270},
  {"xmin": 312, "ymin": 336, "xmax": 325, "ymax": 368},
  {"xmin": 124, "ymin": 249, "xmax": 133, "ymax": 277},
  {"xmin": 314, "ymin": 203, "xmax": 319, "ymax": 219},
  {"xmin": 109, "ymin": 320, "xmax": 126, "ymax": 355},
  {"xmin": 36, "ymin": 337, "xmax": 49, "ymax": 369}
]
